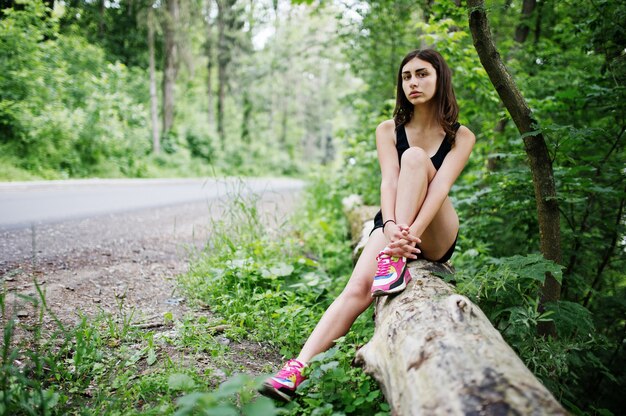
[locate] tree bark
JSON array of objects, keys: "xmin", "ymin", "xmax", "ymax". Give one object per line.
[
  {"xmin": 354, "ymin": 260, "xmax": 567, "ymax": 415},
  {"xmin": 162, "ymin": 0, "xmax": 179, "ymax": 138},
  {"xmin": 99, "ymin": 0, "xmax": 106, "ymax": 37},
  {"xmin": 148, "ymin": 7, "xmax": 160, "ymax": 154},
  {"xmin": 514, "ymin": 0, "xmax": 536, "ymax": 44},
  {"xmin": 467, "ymin": 0, "xmax": 562, "ymax": 338},
  {"xmin": 205, "ymin": 0, "xmax": 215, "ymax": 126},
  {"xmin": 216, "ymin": 0, "xmax": 228, "ymax": 145}
]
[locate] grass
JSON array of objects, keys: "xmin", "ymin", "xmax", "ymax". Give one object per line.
[
  {"xmin": 0, "ymin": 152, "xmax": 218, "ymax": 182},
  {"xmin": 1, "ymin": 279, "xmax": 282, "ymax": 415},
  {"xmin": 0, "ymin": 171, "xmax": 389, "ymax": 415}
]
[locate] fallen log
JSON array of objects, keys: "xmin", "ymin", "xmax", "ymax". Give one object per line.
[{"xmin": 343, "ymin": 199, "xmax": 567, "ymax": 415}]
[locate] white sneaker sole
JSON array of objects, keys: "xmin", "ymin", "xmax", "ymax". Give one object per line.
[{"xmin": 371, "ymin": 271, "xmax": 411, "ymax": 297}]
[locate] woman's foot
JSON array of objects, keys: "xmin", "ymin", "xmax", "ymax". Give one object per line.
[
  {"xmin": 371, "ymin": 250, "xmax": 411, "ymax": 296},
  {"xmin": 259, "ymin": 359, "xmax": 306, "ymax": 402}
]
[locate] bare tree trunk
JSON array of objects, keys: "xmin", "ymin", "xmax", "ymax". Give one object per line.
[
  {"xmin": 354, "ymin": 261, "xmax": 567, "ymax": 415},
  {"xmin": 467, "ymin": 0, "xmax": 562, "ymax": 338},
  {"xmin": 162, "ymin": 0, "xmax": 179, "ymax": 138},
  {"xmin": 148, "ymin": 7, "xmax": 160, "ymax": 154},
  {"xmin": 99, "ymin": 0, "xmax": 106, "ymax": 37},
  {"xmin": 515, "ymin": 0, "xmax": 536, "ymax": 44},
  {"xmin": 205, "ymin": 0, "xmax": 215, "ymax": 126},
  {"xmin": 214, "ymin": 0, "xmax": 241, "ymax": 145},
  {"xmin": 216, "ymin": 0, "xmax": 227, "ymax": 145}
]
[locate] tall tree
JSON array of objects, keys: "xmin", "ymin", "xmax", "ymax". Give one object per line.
[
  {"xmin": 204, "ymin": 0, "xmax": 215, "ymax": 126},
  {"xmin": 467, "ymin": 0, "xmax": 562, "ymax": 337},
  {"xmin": 147, "ymin": 5, "xmax": 160, "ymax": 154},
  {"xmin": 162, "ymin": 0, "xmax": 179, "ymax": 139},
  {"xmin": 215, "ymin": 0, "xmax": 232, "ymax": 144},
  {"xmin": 215, "ymin": 0, "xmax": 245, "ymax": 145},
  {"xmin": 514, "ymin": 0, "xmax": 536, "ymax": 44}
]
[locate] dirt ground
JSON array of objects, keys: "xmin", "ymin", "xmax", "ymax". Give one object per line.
[{"xmin": 0, "ymin": 189, "xmax": 300, "ymax": 377}]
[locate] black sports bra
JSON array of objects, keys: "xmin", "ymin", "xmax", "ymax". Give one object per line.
[{"xmin": 396, "ymin": 122, "xmax": 461, "ymax": 170}]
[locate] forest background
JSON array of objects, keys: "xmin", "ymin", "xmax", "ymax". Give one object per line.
[{"xmin": 1, "ymin": 0, "xmax": 624, "ymax": 415}]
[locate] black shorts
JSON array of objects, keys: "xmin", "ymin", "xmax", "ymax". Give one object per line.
[{"xmin": 370, "ymin": 209, "xmax": 457, "ymax": 263}]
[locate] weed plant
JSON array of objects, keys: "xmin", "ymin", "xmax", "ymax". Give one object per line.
[
  {"xmin": 0, "ymin": 282, "xmax": 222, "ymax": 415},
  {"xmin": 0, "ymin": 172, "xmax": 386, "ymax": 415},
  {"xmin": 179, "ymin": 172, "xmax": 389, "ymax": 415}
]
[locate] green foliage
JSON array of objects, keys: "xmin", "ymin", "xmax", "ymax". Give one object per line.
[
  {"xmin": 0, "ymin": 0, "xmax": 151, "ymax": 178},
  {"xmin": 0, "ymin": 281, "xmax": 216, "ymax": 414},
  {"xmin": 180, "ymin": 174, "xmax": 388, "ymax": 414},
  {"xmin": 449, "ymin": 253, "xmax": 616, "ymax": 413},
  {"xmin": 174, "ymin": 375, "xmax": 279, "ymax": 416},
  {"xmin": 451, "ymin": 254, "xmax": 564, "ymax": 334},
  {"xmin": 59, "ymin": 0, "xmax": 157, "ymax": 68},
  {"xmin": 304, "ymin": 1, "xmax": 626, "ymax": 413},
  {"xmin": 181, "ymin": 175, "xmax": 352, "ymax": 355},
  {"xmin": 1, "ymin": 1, "xmax": 356, "ymax": 180},
  {"xmin": 293, "ymin": 337, "xmax": 388, "ymax": 416}
]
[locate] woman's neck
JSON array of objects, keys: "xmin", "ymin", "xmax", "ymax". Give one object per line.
[{"xmin": 406, "ymin": 104, "xmax": 438, "ymax": 132}]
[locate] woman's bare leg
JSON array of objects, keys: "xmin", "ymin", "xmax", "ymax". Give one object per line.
[
  {"xmin": 296, "ymin": 230, "xmax": 387, "ymax": 363},
  {"xmin": 394, "ymin": 147, "xmax": 459, "ymax": 260},
  {"xmin": 394, "ymin": 147, "xmax": 435, "ymax": 226},
  {"xmin": 296, "ymin": 148, "xmax": 458, "ymax": 364}
]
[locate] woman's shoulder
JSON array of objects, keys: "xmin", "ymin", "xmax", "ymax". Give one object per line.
[
  {"xmin": 375, "ymin": 119, "xmax": 396, "ymax": 139},
  {"xmin": 455, "ymin": 125, "xmax": 476, "ymax": 147},
  {"xmin": 375, "ymin": 119, "xmax": 397, "ymax": 146}
]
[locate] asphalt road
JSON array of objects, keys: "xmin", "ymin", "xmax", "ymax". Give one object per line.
[
  {"xmin": 0, "ymin": 177, "xmax": 304, "ymax": 230},
  {"xmin": 0, "ymin": 177, "xmax": 304, "ymax": 268}
]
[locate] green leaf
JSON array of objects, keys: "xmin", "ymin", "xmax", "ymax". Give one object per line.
[
  {"xmin": 215, "ymin": 374, "xmax": 250, "ymax": 397},
  {"xmin": 203, "ymin": 405, "xmax": 239, "ymax": 416},
  {"xmin": 266, "ymin": 263, "xmax": 294, "ymax": 278},
  {"xmin": 174, "ymin": 392, "xmax": 216, "ymax": 416},
  {"xmin": 125, "ymin": 348, "xmax": 146, "ymax": 366},
  {"xmin": 366, "ymin": 390, "xmax": 380, "ymax": 401},
  {"xmin": 168, "ymin": 373, "xmax": 196, "ymax": 391},
  {"xmin": 495, "ymin": 254, "xmax": 563, "ymax": 284},
  {"xmin": 320, "ymin": 360, "xmax": 339, "ymax": 372},
  {"xmin": 147, "ymin": 348, "xmax": 157, "ymax": 366},
  {"xmin": 242, "ymin": 397, "xmax": 278, "ymax": 416}
]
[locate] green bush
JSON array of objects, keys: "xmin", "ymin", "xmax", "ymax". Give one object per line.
[
  {"xmin": 0, "ymin": 0, "xmax": 150, "ymax": 178},
  {"xmin": 181, "ymin": 173, "xmax": 389, "ymax": 415}
]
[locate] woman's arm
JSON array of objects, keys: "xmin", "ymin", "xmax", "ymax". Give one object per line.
[
  {"xmin": 376, "ymin": 120, "xmax": 421, "ymax": 247},
  {"xmin": 408, "ymin": 126, "xmax": 476, "ymax": 238},
  {"xmin": 375, "ymin": 120, "xmax": 403, "ymax": 243}
]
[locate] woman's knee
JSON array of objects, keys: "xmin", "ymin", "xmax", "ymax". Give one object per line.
[
  {"xmin": 400, "ymin": 146, "xmax": 430, "ymax": 169},
  {"xmin": 341, "ymin": 278, "xmax": 373, "ymax": 304}
]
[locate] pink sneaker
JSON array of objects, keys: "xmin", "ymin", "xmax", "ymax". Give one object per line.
[
  {"xmin": 371, "ymin": 250, "xmax": 411, "ymax": 297},
  {"xmin": 259, "ymin": 359, "xmax": 306, "ymax": 402}
]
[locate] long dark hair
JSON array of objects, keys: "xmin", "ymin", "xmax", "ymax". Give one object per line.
[{"xmin": 393, "ymin": 49, "xmax": 459, "ymax": 143}]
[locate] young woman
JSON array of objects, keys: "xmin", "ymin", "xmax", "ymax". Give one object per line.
[{"xmin": 261, "ymin": 49, "xmax": 476, "ymax": 402}]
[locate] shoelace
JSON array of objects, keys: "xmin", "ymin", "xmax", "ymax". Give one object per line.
[
  {"xmin": 277, "ymin": 360, "xmax": 303, "ymax": 379},
  {"xmin": 375, "ymin": 254, "xmax": 391, "ymax": 276}
]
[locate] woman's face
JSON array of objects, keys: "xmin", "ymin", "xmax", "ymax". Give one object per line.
[{"xmin": 401, "ymin": 57, "xmax": 437, "ymax": 106}]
